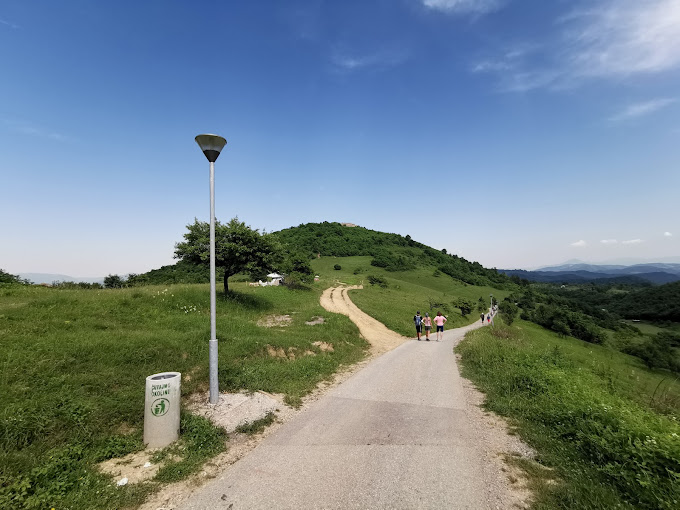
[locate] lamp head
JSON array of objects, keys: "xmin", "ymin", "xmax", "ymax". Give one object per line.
[{"xmin": 195, "ymin": 134, "xmax": 227, "ymax": 162}]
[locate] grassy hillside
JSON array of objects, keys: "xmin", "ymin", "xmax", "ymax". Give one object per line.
[
  {"xmin": 0, "ymin": 283, "xmax": 366, "ymax": 509},
  {"xmin": 275, "ymin": 221, "xmax": 511, "ymax": 288},
  {"xmin": 457, "ymin": 320, "xmax": 680, "ymax": 509},
  {"xmin": 309, "ymin": 256, "xmax": 507, "ymax": 335}
]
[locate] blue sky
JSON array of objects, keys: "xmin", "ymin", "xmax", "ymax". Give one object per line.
[{"xmin": 1, "ymin": 0, "xmax": 679, "ymax": 276}]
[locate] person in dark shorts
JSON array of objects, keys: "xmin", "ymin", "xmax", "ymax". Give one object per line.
[
  {"xmin": 414, "ymin": 311, "xmax": 423, "ymax": 340},
  {"xmin": 480, "ymin": 313, "xmax": 484, "ymax": 324},
  {"xmin": 423, "ymin": 312, "xmax": 432, "ymax": 341},
  {"xmin": 434, "ymin": 311, "xmax": 447, "ymax": 341}
]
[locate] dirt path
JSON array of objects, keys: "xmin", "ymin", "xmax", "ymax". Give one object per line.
[{"xmin": 319, "ymin": 285, "xmax": 407, "ymax": 355}]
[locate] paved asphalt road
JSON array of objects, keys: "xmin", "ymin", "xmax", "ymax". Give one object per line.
[{"xmin": 179, "ymin": 320, "xmax": 505, "ymax": 510}]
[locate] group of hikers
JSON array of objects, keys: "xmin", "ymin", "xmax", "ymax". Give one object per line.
[
  {"xmin": 414, "ymin": 306, "xmax": 497, "ymax": 341},
  {"xmin": 413, "ymin": 311, "xmax": 447, "ymax": 341}
]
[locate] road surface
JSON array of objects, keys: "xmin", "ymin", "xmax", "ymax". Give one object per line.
[{"xmin": 179, "ymin": 290, "xmax": 522, "ymax": 509}]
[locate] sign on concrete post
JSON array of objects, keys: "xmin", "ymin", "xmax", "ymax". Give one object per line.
[{"xmin": 144, "ymin": 372, "xmax": 181, "ymax": 448}]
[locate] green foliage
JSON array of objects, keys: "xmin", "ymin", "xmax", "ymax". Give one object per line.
[
  {"xmin": 456, "ymin": 324, "xmax": 680, "ymax": 509},
  {"xmin": 0, "ymin": 269, "xmax": 30, "ymax": 285},
  {"xmin": 103, "ymin": 274, "xmax": 125, "ymax": 288},
  {"xmin": 52, "ymin": 281, "xmax": 104, "ymax": 290},
  {"xmin": 621, "ymin": 333, "xmax": 680, "ymax": 372},
  {"xmin": 153, "ymin": 413, "xmax": 227, "ymax": 483},
  {"xmin": 234, "ymin": 412, "xmax": 276, "ymax": 435},
  {"xmin": 175, "ymin": 218, "xmax": 282, "ymax": 292},
  {"xmin": 127, "ymin": 259, "xmax": 223, "ymax": 286},
  {"xmin": 370, "ymin": 249, "xmax": 417, "ymax": 272},
  {"xmin": 274, "ymin": 222, "xmax": 513, "ymax": 288},
  {"xmin": 333, "ymin": 264, "xmax": 342, "ymax": 270},
  {"xmin": 613, "ymin": 281, "xmax": 680, "ymax": 322},
  {"xmin": 367, "ymin": 274, "xmax": 388, "ymax": 288},
  {"xmin": 477, "ymin": 296, "xmax": 487, "ymax": 312},
  {"xmin": 0, "ymin": 283, "xmax": 366, "ymax": 507},
  {"xmin": 456, "ymin": 298, "xmax": 474, "ymax": 317},
  {"xmin": 498, "ymin": 300, "xmax": 519, "ymax": 325},
  {"xmin": 523, "ymin": 304, "xmax": 605, "ymax": 344}
]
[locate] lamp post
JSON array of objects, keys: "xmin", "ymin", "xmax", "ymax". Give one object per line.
[
  {"xmin": 489, "ymin": 294, "xmax": 494, "ymax": 327},
  {"xmin": 195, "ymin": 134, "xmax": 227, "ymax": 404}
]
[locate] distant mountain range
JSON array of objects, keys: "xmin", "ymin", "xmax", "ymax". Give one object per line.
[
  {"xmin": 501, "ymin": 262, "xmax": 680, "ymax": 285},
  {"xmin": 18, "ymin": 273, "xmax": 105, "ymax": 285}
]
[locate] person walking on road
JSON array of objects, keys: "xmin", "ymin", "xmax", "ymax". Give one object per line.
[
  {"xmin": 480, "ymin": 313, "xmax": 485, "ymax": 324},
  {"xmin": 422, "ymin": 312, "xmax": 432, "ymax": 341},
  {"xmin": 487, "ymin": 314, "xmax": 491, "ymax": 324},
  {"xmin": 434, "ymin": 311, "xmax": 447, "ymax": 341},
  {"xmin": 414, "ymin": 311, "xmax": 423, "ymax": 341}
]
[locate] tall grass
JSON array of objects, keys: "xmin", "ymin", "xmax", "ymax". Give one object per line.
[
  {"xmin": 456, "ymin": 320, "xmax": 680, "ymax": 509},
  {"xmin": 0, "ymin": 282, "xmax": 366, "ymax": 509}
]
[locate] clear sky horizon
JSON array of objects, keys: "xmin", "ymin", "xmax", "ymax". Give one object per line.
[{"xmin": 2, "ymin": 0, "xmax": 679, "ymax": 277}]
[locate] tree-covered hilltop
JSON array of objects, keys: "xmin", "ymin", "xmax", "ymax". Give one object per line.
[{"xmin": 274, "ymin": 222, "xmax": 511, "ymax": 288}]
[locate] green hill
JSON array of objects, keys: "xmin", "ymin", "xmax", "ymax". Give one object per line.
[
  {"xmin": 274, "ymin": 222, "xmax": 511, "ymax": 288},
  {"xmin": 129, "ymin": 221, "xmax": 512, "ymax": 290}
]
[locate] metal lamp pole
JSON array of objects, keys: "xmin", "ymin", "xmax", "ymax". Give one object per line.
[{"xmin": 195, "ymin": 134, "xmax": 227, "ymax": 404}]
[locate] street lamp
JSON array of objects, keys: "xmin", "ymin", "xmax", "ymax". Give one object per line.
[
  {"xmin": 489, "ymin": 294, "xmax": 495, "ymax": 327},
  {"xmin": 195, "ymin": 134, "xmax": 227, "ymax": 404}
]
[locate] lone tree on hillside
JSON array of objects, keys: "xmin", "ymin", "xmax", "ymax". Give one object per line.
[
  {"xmin": 175, "ymin": 218, "xmax": 281, "ymax": 293},
  {"xmin": 456, "ymin": 298, "xmax": 474, "ymax": 317}
]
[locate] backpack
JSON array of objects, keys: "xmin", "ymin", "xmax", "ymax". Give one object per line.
[{"xmin": 414, "ymin": 315, "xmax": 422, "ymax": 326}]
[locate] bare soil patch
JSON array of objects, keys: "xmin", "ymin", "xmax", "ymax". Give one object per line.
[{"xmin": 256, "ymin": 314, "xmax": 292, "ymax": 327}]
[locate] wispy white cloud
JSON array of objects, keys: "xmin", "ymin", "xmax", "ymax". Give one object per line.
[
  {"xmin": 0, "ymin": 18, "xmax": 20, "ymax": 29},
  {"xmin": 566, "ymin": 0, "xmax": 680, "ymax": 78},
  {"xmin": 600, "ymin": 239, "xmax": 618, "ymax": 244},
  {"xmin": 473, "ymin": 0, "xmax": 680, "ymax": 91},
  {"xmin": 622, "ymin": 239, "xmax": 644, "ymax": 245},
  {"xmin": 571, "ymin": 240, "xmax": 587, "ymax": 247},
  {"xmin": 331, "ymin": 48, "xmax": 409, "ymax": 73},
  {"xmin": 609, "ymin": 98, "xmax": 676, "ymax": 122},
  {"xmin": 421, "ymin": 0, "xmax": 503, "ymax": 15},
  {"xmin": 664, "ymin": 231, "xmax": 673, "ymax": 237}
]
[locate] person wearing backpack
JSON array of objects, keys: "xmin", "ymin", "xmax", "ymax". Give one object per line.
[{"xmin": 414, "ymin": 311, "xmax": 423, "ymax": 341}]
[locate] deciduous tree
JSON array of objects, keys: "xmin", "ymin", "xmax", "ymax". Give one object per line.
[{"xmin": 174, "ymin": 218, "xmax": 281, "ymax": 293}]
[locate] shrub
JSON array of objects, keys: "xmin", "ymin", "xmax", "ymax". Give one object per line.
[
  {"xmin": 104, "ymin": 274, "xmax": 125, "ymax": 289},
  {"xmin": 457, "ymin": 298, "xmax": 474, "ymax": 316},
  {"xmin": 498, "ymin": 300, "xmax": 519, "ymax": 325},
  {"xmin": 334, "ymin": 264, "xmax": 342, "ymax": 270},
  {"xmin": 367, "ymin": 275, "xmax": 388, "ymax": 288}
]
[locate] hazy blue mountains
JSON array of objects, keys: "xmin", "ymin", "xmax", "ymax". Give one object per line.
[{"xmin": 501, "ymin": 262, "xmax": 680, "ymax": 285}]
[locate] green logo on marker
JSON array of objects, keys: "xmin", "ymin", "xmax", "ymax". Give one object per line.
[{"xmin": 151, "ymin": 398, "xmax": 170, "ymax": 417}]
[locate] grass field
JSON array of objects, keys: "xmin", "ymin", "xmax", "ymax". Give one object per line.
[
  {"xmin": 456, "ymin": 319, "xmax": 680, "ymax": 509},
  {"xmin": 0, "ymin": 282, "xmax": 367, "ymax": 509},
  {"xmin": 311, "ymin": 256, "xmax": 509, "ymax": 336}
]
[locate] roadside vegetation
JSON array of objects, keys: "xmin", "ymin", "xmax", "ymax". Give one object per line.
[
  {"xmin": 0, "ymin": 282, "xmax": 365, "ymax": 509},
  {"xmin": 456, "ymin": 320, "xmax": 680, "ymax": 509}
]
